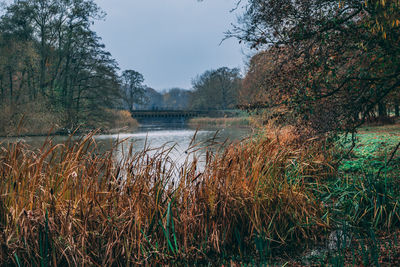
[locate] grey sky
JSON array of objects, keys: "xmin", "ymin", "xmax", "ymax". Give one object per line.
[{"xmin": 93, "ymin": 0, "xmax": 245, "ymax": 91}]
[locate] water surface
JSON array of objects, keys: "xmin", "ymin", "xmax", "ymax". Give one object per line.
[{"xmin": 1, "ymin": 124, "xmax": 252, "ymax": 167}]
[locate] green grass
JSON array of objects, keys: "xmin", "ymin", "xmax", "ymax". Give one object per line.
[
  {"xmin": 299, "ymin": 124, "xmax": 400, "ymax": 265},
  {"xmin": 339, "ymin": 126, "xmax": 399, "ymax": 176}
]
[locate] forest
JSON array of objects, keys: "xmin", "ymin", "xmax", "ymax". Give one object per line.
[
  {"xmin": 0, "ymin": 0, "xmax": 243, "ymax": 136},
  {"xmin": 0, "ymin": 0, "xmax": 125, "ymax": 134}
]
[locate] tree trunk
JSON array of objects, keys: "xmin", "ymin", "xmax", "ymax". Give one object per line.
[
  {"xmin": 395, "ymin": 101, "xmax": 399, "ymax": 117},
  {"xmin": 8, "ymin": 70, "xmax": 13, "ymax": 103},
  {"xmin": 27, "ymin": 70, "xmax": 35, "ymax": 100},
  {"xmin": 378, "ymin": 102, "xmax": 387, "ymax": 119},
  {"xmin": 16, "ymin": 69, "xmax": 26, "ymax": 103},
  {"xmin": 0, "ymin": 76, "xmax": 3, "ymax": 101},
  {"xmin": 353, "ymin": 112, "xmax": 360, "ymax": 122},
  {"xmin": 40, "ymin": 24, "xmax": 47, "ymax": 96},
  {"xmin": 62, "ymin": 57, "xmax": 70, "ymax": 109}
]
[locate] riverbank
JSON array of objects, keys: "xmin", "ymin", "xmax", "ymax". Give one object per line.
[
  {"xmin": 188, "ymin": 116, "xmax": 250, "ymax": 128},
  {"xmin": 0, "ymin": 109, "xmax": 139, "ymax": 137},
  {"xmin": 0, "ymin": 124, "xmax": 399, "ymax": 265}
]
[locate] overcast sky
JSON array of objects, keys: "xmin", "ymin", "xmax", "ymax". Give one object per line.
[{"xmin": 93, "ymin": 0, "xmax": 246, "ymax": 91}]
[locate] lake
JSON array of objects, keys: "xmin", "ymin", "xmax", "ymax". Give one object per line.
[{"xmin": 0, "ymin": 123, "xmax": 252, "ymax": 168}]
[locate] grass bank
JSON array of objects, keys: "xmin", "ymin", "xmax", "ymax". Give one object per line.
[
  {"xmin": 0, "ymin": 125, "xmax": 399, "ymax": 265},
  {"xmin": 188, "ymin": 116, "xmax": 250, "ymax": 128},
  {"xmin": 0, "ymin": 107, "xmax": 139, "ymax": 137},
  {"xmin": 98, "ymin": 109, "xmax": 139, "ymax": 134},
  {"xmin": 300, "ymin": 124, "xmax": 400, "ymax": 265}
]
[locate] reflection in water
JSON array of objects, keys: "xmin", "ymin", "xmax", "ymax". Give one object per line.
[
  {"xmin": 97, "ymin": 129, "xmax": 212, "ymax": 168},
  {"xmin": 0, "ymin": 125, "xmax": 251, "ymax": 170},
  {"xmin": 96, "ymin": 126, "xmax": 251, "ymax": 169}
]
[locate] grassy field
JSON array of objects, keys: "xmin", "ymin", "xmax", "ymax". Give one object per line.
[
  {"xmin": 0, "ymin": 124, "xmax": 399, "ymax": 265},
  {"xmin": 339, "ymin": 124, "xmax": 400, "ymax": 176}
]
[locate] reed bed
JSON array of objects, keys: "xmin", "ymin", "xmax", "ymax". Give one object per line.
[
  {"xmin": 0, "ymin": 129, "xmax": 398, "ymax": 265},
  {"xmin": 0, "ymin": 130, "xmax": 337, "ymax": 265},
  {"xmin": 188, "ymin": 117, "xmax": 250, "ymax": 128}
]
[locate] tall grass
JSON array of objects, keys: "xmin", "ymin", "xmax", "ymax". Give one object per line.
[
  {"xmin": 0, "ymin": 131, "xmax": 332, "ymax": 265},
  {"xmin": 188, "ymin": 117, "xmax": 250, "ymax": 128},
  {"xmin": 102, "ymin": 109, "xmax": 139, "ymax": 133}
]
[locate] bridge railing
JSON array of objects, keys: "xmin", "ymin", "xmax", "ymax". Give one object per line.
[{"xmin": 130, "ymin": 109, "xmax": 244, "ymax": 118}]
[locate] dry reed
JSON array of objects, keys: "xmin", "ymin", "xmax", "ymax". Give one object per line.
[
  {"xmin": 188, "ymin": 117, "xmax": 250, "ymax": 128},
  {"xmin": 0, "ymin": 131, "xmax": 333, "ymax": 265}
]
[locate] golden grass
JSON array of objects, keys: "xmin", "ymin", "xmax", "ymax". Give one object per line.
[
  {"xmin": 0, "ymin": 131, "xmax": 334, "ymax": 265},
  {"xmin": 106, "ymin": 109, "xmax": 139, "ymax": 133},
  {"xmin": 188, "ymin": 117, "xmax": 250, "ymax": 128}
]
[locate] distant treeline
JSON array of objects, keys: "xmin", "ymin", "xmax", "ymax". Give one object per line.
[
  {"xmin": 135, "ymin": 67, "xmax": 243, "ymax": 111},
  {"xmin": 134, "ymin": 87, "xmax": 190, "ymax": 111}
]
